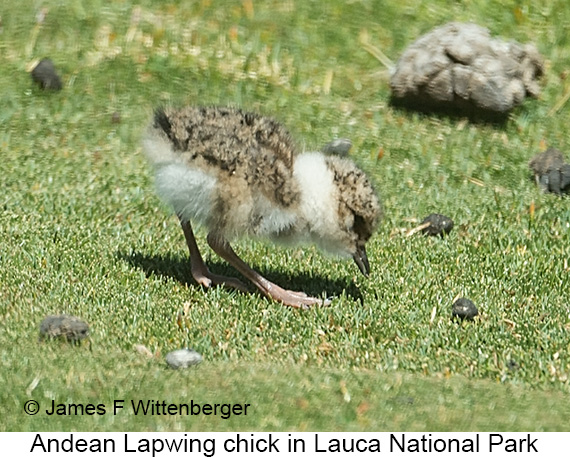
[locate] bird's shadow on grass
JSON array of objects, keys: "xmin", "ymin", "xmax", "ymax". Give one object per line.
[{"xmin": 118, "ymin": 250, "xmax": 364, "ymax": 304}]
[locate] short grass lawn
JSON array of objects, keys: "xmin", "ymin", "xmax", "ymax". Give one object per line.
[{"xmin": 1, "ymin": 0, "xmax": 569, "ymax": 431}]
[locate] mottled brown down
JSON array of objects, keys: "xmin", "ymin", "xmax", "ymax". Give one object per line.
[{"xmin": 144, "ymin": 106, "xmax": 381, "ymax": 308}]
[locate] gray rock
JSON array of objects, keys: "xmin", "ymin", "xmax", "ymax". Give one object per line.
[
  {"xmin": 165, "ymin": 349, "xmax": 202, "ymax": 369},
  {"xmin": 390, "ymin": 22, "xmax": 543, "ymax": 115},
  {"xmin": 39, "ymin": 315, "xmax": 89, "ymax": 343}
]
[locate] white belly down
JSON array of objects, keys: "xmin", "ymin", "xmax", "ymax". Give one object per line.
[{"xmin": 154, "ymin": 162, "xmax": 217, "ymax": 227}]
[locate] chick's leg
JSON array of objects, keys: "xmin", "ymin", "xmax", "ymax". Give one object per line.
[
  {"xmin": 179, "ymin": 218, "xmax": 248, "ymax": 292},
  {"xmin": 207, "ymin": 233, "xmax": 330, "ymax": 309}
]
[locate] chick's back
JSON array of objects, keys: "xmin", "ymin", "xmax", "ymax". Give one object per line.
[{"xmin": 144, "ymin": 106, "xmax": 303, "ymax": 238}]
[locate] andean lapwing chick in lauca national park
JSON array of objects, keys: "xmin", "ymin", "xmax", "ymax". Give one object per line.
[{"xmin": 143, "ymin": 106, "xmax": 381, "ymax": 309}]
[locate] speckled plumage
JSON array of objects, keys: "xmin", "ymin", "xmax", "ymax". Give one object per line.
[
  {"xmin": 152, "ymin": 106, "xmax": 299, "ymax": 203},
  {"xmin": 143, "ymin": 106, "xmax": 381, "ymax": 308}
]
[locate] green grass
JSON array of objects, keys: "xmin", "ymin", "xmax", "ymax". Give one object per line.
[
  {"xmin": 4, "ymin": 348, "xmax": 570, "ymax": 431},
  {"xmin": 1, "ymin": 0, "xmax": 570, "ymax": 431}
]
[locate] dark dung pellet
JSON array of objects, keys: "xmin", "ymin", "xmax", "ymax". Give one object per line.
[
  {"xmin": 31, "ymin": 58, "xmax": 63, "ymax": 91},
  {"xmin": 421, "ymin": 213, "xmax": 454, "ymax": 236},
  {"xmin": 451, "ymin": 298, "xmax": 479, "ymax": 321}
]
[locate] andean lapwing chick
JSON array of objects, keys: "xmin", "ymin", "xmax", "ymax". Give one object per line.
[{"xmin": 143, "ymin": 106, "xmax": 381, "ymax": 308}]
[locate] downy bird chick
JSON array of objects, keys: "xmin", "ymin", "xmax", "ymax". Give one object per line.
[{"xmin": 143, "ymin": 106, "xmax": 381, "ymax": 308}]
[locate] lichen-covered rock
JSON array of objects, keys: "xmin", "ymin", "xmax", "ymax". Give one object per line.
[
  {"xmin": 39, "ymin": 315, "xmax": 89, "ymax": 343},
  {"xmin": 529, "ymin": 148, "xmax": 570, "ymax": 195},
  {"xmin": 390, "ymin": 22, "xmax": 543, "ymax": 115}
]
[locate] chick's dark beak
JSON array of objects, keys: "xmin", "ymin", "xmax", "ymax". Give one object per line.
[{"xmin": 353, "ymin": 245, "xmax": 370, "ymax": 276}]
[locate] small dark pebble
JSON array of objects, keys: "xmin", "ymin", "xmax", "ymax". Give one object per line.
[
  {"xmin": 165, "ymin": 349, "xmax": 202, "ymax": 369},
  {"xmin": 451, "ymin": 298, "xmax": 479, "ymax": 321},
  {"xmin": 420, "ymin": 213, "xmax": 454, "ymax": 236},
  {"xmin": 39, "ymin": 314, "xmax": 89, "ymax": 343},
  {"xmin": 31, "ymin": 58, "xmax": 63, "ymax": 91}
]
